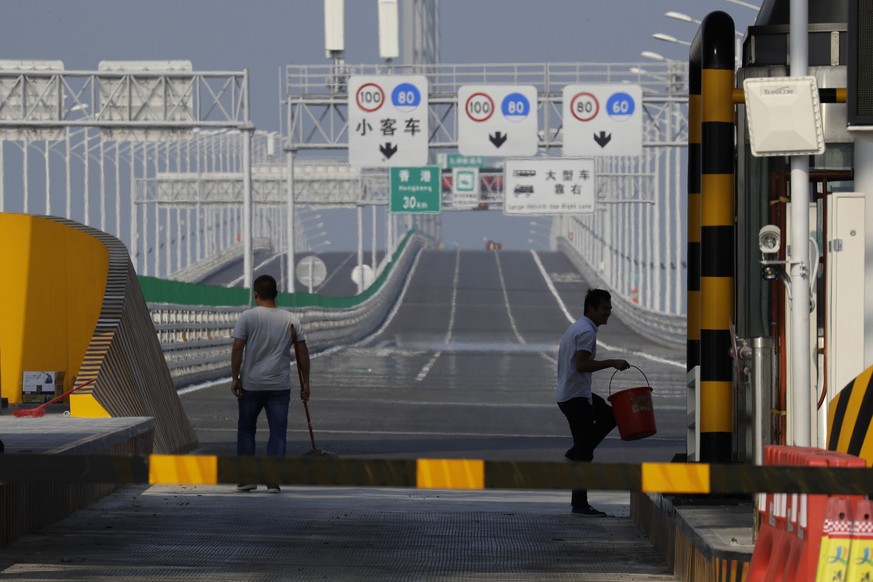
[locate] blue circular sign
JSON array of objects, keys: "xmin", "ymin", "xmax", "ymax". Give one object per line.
[
  {"xmin": 392, "ymin": 83, "xmax": 421, "ymax": 112},
  {"xmin": 501, "ymin": 92, "xmax": 530, "ymax": 122},
  {"xmin": 606, "ymin": 92, "xmax": 635, "ymax": 122}
]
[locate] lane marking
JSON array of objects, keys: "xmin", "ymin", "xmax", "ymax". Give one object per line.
[
  {"xmin": 493, "ymin": 251, "xmax": 526, "ymax": 345},
  {"xmin": 316, "ymin": 251, "xmax": 355, "ymax": 292},
  {"xmin": 415, "ymin": 353, "xmax": 442, "ymax": 382},
  {"xmin": 415, "ymin": 246, "xmax": 461, "ymax": 382},
  {"xmin": 530, "ymin": 250, "xmax": 684, "ymax": 370}
]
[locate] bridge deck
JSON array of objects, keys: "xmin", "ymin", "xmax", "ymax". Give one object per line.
[{"xmin": 0, "ymin": 415, "xmax": 753, "ymax": 581}]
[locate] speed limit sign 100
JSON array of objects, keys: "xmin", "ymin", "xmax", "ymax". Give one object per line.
[
  {"xmin": 356, "ymin": 83, "xmax": 384, "ymax": 113},
  {"xmin": 465, "ymin": 92, "xmax": 495, "ymax": 122}
]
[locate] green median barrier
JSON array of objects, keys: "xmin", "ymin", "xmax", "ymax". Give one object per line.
[{"xmin": 139, "ymin": 229, "xmax": 424, "ymax": 308}]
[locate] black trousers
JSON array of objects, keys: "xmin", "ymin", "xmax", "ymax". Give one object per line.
[{"xmin": 558, "ymin": 394, "xmax": 616, "ymax": 508}]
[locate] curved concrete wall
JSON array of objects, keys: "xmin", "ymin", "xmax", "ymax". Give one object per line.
[
  {"xmin": 0, "ymin": 214, "xmax": 108, "ymax": 404},
  {"xmin": 0, "ymin": 213, "xmax": 196, "ymax": 454}
]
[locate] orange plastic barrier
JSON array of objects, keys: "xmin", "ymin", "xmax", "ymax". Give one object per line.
[
  {"xmin": 815, "ymin": 497, "xmax": 852, "ymax": 581},
  {"xmin": 846, "ymin": 499, "xmax": 873, "ymax": 580},
  {"xmin": 747, "ymin": 446, "xmax": 866, "ymax": 582}
]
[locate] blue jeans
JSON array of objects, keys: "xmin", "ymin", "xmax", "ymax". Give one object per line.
[{"xmin": 237, "ymin": 389, "xmax": 291, "ymax": 457}]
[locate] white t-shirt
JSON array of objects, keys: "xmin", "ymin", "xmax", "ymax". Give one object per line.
[
  {"xmin": 232, "ymin": 306, "xmax": 305, "ymax": 391},
  {"xmin": 556, "ymin": 315, "xmax": 597, "ymax": 403}
]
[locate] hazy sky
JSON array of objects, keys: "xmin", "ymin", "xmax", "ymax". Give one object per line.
[
  {"xmin": 1, "ymin": 0, "xmax": 759, "ymax": 130},
  {"xmin": 0, "ymin": 1, "xmax": 761, "ymax": 250}
]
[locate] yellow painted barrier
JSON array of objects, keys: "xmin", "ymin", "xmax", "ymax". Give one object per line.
[
  {"xmin": 149, "ymin": 454, "xmax": 218, "ymax": 485},
  {"xmin": 0, "ymin": 214, "xmax": 108, "ymax": 404},
  {"xmin": 416, "ymin": 459, "xmax": 485, "ymax": 490}
]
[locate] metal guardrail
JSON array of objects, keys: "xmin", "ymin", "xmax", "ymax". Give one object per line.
[
  {"xmin": 558, "ymin": 237, "xmax": 686, "ymax": 349},
  {"xmin": 149, "ymin": 232, "xmax": 428, "ymax": 387},
  {"xmin": 167, "ymin": 238, "xmax": 273, "ymax": 284}
]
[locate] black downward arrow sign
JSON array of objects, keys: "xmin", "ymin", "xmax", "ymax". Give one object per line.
[
  {"xmin": 380, "ymin": 142, "xmax": 398, "ymax": 159},
  {"xmin": 594, "ymin": 131, "xmax": 612, "ymax": 148},
  {"xmin": 489, "ymin": 132, "xmax": 508, "ymax": 148}
]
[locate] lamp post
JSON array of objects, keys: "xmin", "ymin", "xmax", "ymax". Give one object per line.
[
  {"xmin": 653, "ymin": 33, "xmax": 692, "ymax": 47},
  {"xmin": 665, "ymin": 11, "xmax": 701, "ymax": 25},
  {"xmin": 641, "ymin": 50, "xmax": 668, "ymax": 62},
  {"xmin": 637, "ymin": 52, "xmax": 684, "ymax": 94},
  {"xmin": 723, "ymin": 0, "xmax": 760, "ymax": 9},
  {"xmin": 296, "ymin": 221, "xmax": 324, "ymax": 249},
  {"xmin": 305, "ymin": 230, "xmax": 329, "ymax": 251},
  {"xmin": 528, "ymin": 220, "xmax": 554, "ymax": 251},
  {"xmin": 310, "ymin": 239, "xmax": 332, "ymax": 252},
  {"xmin": 527, "ymin": 234, "xmax": 550, "ymax": 250}
]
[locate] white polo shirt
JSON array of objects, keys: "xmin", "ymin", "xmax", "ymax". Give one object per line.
[{"xmin": 556, "ymin": 315, "xmax": 597, "ymax": 404}]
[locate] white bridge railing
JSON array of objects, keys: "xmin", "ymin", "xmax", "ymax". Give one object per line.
[{"xmin": 149, "ymin": 233, "xmax": 429, "ymax": 387}]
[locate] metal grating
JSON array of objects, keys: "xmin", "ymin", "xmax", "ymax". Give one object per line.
[{"xmin": 0, "ymin": 485, "xmax": 675, "ymax": 581}]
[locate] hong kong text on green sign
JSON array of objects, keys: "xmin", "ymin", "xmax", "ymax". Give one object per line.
[{"xmin": 390, "ymin": 166, "xmax": 442, "ymax": 214}]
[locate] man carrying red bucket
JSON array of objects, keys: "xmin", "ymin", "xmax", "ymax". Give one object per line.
[{"xmin": 556, "ymin": 288, "xmax": 630, "ymax": 517}]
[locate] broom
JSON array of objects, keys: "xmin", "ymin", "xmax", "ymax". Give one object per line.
[
  {"xmin": 291, "ymin": 325, "xmax": 334, "ymax": 457},
  {"xmin": 14, "ymin": 379, "xmax": 96, "ymax": 417}
]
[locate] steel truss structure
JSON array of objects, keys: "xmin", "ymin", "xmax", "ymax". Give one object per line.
[
  {"xmin": 0, "ymin": 65, "xmax": 271, "ymax": 286},
  {"xmin": 0, "ymin": 68, "xmax": 248, "ymax": 132}
]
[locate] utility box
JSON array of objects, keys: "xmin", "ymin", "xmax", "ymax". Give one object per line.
[{"xmin": 22, "ymin": 371, "xmax": 64, "ymax": 404}]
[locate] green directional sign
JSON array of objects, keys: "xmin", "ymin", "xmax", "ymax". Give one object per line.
[
  {"xmin": 389, "ymin": 166, "xmax": 442, "ymax": 214},
  {"xmin": 446, "ymin": 153, "xmax": 485, "ymax": 168}
]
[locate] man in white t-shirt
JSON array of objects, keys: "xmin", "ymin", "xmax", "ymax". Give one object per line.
[
  {"xmin": 231, "ymin": 275, "xmax": 310, "ymax": 494},
  {"xmin": 556, "ymin": 289, "xmax": 628, "ymax": 516}
]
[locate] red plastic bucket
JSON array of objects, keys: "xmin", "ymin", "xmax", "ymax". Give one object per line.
[{"xmin": 607, "ymin": 365, "xmax": 657, "ymax": 441}]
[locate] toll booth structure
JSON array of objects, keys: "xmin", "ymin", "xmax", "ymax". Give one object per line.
[{"xmin": 690, "ymin": 0, "xmax": 873, "ymax": 465}]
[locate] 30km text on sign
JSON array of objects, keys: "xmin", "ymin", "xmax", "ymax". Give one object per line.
[{"xmin": 389, "ymin": 166, "xmax": 442, "ymax": 214}]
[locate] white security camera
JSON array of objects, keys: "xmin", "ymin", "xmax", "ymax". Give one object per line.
[{"xmin": 759, "ymin": 224, "xmax": 781, "ymax": 255}]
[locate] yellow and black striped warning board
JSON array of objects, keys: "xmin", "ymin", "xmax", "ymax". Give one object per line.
[{"xmin": 3, "ymin": 454, "xmax": 873, "ymax": 495}]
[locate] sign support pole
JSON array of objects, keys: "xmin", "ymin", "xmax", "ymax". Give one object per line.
[
  {"xmin": 789, "ymin": 0, "xmax": 811, "ymax": 446},
  {"xmin": 285, "ymin": 144, "xmax": 297, "ymax": 293},
  {"xmin": 242, "ymin": 124, "xmax": 254, "ymax": 301},
  {"xmin": 356, "ymin": 205, "xmax": 365, "ymax": 294}
]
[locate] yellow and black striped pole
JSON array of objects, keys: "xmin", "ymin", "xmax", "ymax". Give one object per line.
[
  {"xmin": 687, "ymin": 43, "xmax": 702, "ymax": 373},
  {"xmin": 697, "ymin": 11, "xmax": 736, "ymax": 463}
]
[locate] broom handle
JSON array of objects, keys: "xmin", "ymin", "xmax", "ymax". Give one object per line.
[
  {"xmin": 291, "ymin": 325, "xmax": 317, "ymax": 449},
  {"xmin": 35, "ymin": 378, "xmax": 96, "ymax": 409},
  {"xmin": 303, "ymin": 400, "xmax": 317, "ymax": 449}
]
